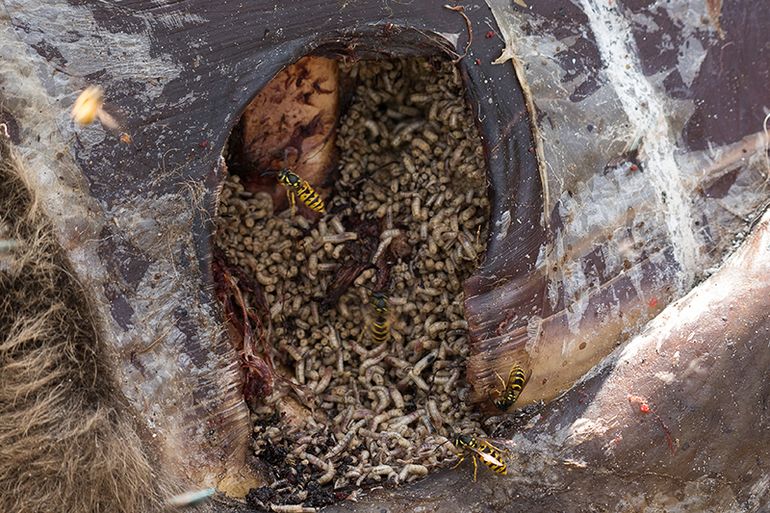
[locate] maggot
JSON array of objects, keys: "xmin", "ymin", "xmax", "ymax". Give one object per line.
[
  {"xmin": 370, "ymin": 409, "xmax": 401, "ymax": 431},
  {"xmin": 325, "ymin": 419, "xmax": 365, "ymax": 459},
  {"xmin": 412, "ymin": 350, "xmax": 438, "ymax": 376},
  {"xmin": 370, "ymin": 230, "xmax": 402, "ymax": 263},
  {"xmin": 302, "ymin": 452, "xmax": 336, "ymax": 485},
  {"xmin": 398, "ymin": 464, "xmax": 429, "ymax": 483},
  {"xmin": 427, "ymin": 399, "xmax": 443, "ymax": 428},
  {"xmin": 314, "ymin": 367, "xmax": 333, "ymax": 394},
  {"xmin": 388, "ymin": 410, "xmax": 424, "ymax": 430},
  {"xmin": 370, "ymin": 464, "xmax": 397, "ymax": 477},
  {"xmin": 270, "ymin": 505, "xmax": 317, "ymax": 513},
  {"xmin": 322, "ymin": 232, "xmax": 358, "ymax": 244},
  {"xmin": 359, "ymin": 353, "xmax": 387, "ymax": 379},
  {"xmin": 390, "ymin": 388, "xmax": 405, "ymax": 409},
  {"xmin": 371, "ymin": 386, "xmax": 391, "ymax": 413}
]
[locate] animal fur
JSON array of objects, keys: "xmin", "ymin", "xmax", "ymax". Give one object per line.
[{"xmin": 0, "ymin": 136, "xmax": 166, "ymax": 512}]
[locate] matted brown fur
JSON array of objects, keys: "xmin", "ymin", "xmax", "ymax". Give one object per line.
[{"xmin": 0, "ymin": 136, "xmax": 166, "ymax": 512}]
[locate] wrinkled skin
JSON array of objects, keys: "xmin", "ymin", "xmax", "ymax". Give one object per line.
[{"xmin": 0, "ymin": 0, "xmax": 768, "ymax": 511}]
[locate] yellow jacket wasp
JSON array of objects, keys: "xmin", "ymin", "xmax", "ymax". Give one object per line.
[
  {"xmin": 451, "ymin": 434, "xmax": 508, "ymax": 481},
  {"xmin": 491, "ymin": 364, "xmax": 530, "ymax": 411},
  {"xmin": 276, "ymin": 168, "xmax": 325, "ymax": 214}
]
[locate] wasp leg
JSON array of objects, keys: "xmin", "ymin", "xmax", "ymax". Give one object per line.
[
  {"xmin": 495, "ymin": 370, "xmax": 507, "ymax": 390},
  {"xmin": 488, "ymin": 370, "xmax": 507, "ymax": 405},
  {"xmin": 451, "ymin": 453, "xmax": 465, "ymax": 470},
  {"xmin": 471, "ymin": 454, "xmax": 478, "ymax": 482},
  {"xmin": 286, "ymin": 189, "xmax": 297, "ymax": 216}
]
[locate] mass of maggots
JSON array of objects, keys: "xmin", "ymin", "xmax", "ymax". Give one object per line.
[{"xmin": 215, "ymin": 57, "xmax": 493, "ymax": 509}]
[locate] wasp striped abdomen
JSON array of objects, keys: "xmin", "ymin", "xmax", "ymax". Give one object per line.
[
  {"xmin": 369, "ymin": 292, "xmax": 390, "ymax": 344},
  {"xmin": 492, "ymin": 364, "xmax": 529, "ymax": 411},
  {"xmin": 277, "ymin": 168, "xmax": 325, "ymax": 213}
]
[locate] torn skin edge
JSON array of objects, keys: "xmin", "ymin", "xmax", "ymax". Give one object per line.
[
  {"xmin": 443, "ymin": 4, "xmax": 473, "ymax": 63},
  {"xmin": 485, "ymin": 5, "xmax": 550, "ymax": 229}
]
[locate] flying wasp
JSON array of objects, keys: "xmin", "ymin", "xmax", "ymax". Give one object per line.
[
  {"xmin": 277, "ymin": 168, "xmax": 325, "ymax": 214},
  {"xmin": 70, "ymin": 85, "xmax": 132, "ymax": 144},
  {"xmin": 451, "ymin": 434, "xmax": 507, "ymax": 482},
  {"xmin": 368, "ymin": 291, "xmax": 391, "ymax": 344},
  {"xmin": 491, "ymin": 364, "xmax": 530, "ymax": 411},
  {"xmin": 71, "ymin": 85, "xmax": 105, "ymax": 126}
]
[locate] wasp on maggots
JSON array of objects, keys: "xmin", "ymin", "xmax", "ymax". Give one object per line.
[
  {"xmin": 491, "ymin": 364, "xmax": 530, "ymax": 412},
  {"xmin": 369, "ymin": 291, "xmax": 391, "ymax": 344},
  {"xmin": 276, "ymin": 168, "xmax": 325, "ymax": 214},
  {"xmin": 451, "ymin": 434, "xmax": 508, "ymax": 482}
]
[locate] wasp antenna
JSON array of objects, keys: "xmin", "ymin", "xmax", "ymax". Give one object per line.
[{"xmin": 429, "ymin": 438, "xmax": 452, "ymax": 455}]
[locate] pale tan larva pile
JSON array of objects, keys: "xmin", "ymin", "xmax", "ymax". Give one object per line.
[{"xmin": 215, "ymin": 57, "xmax": 490, "ymax": 509}]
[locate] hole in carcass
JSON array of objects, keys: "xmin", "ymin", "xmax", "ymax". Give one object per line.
[{"xmin": 214, "ymin": 54, "xmax": 490, "ymax": 508}]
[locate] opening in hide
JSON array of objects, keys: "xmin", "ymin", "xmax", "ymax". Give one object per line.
[{"xmin": 213, "ymin": 51, "xmax": 498, "ymax": 508}]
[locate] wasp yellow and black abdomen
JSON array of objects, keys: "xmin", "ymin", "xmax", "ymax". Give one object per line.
[
  {"xmin": 277, "ymin": 169, "xmax": 326, "ymax": 213},
  {"xmin": 492, "ymin": 364, "xmax": 529, "ymax": 411},
  {"xmin": 295, "ymin": 180, "xmax": 325, "ymax": 213},
  {"xmin": 370, "ymin": 319, "xmax": 390, "ymax": 344},
  {"xmin": 369, "ymin": 292, "xmax": 390, "ymax": 344},
  {"xmin": 476, "ymin": 440, "xmax": 507, "ymax": 475}
]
